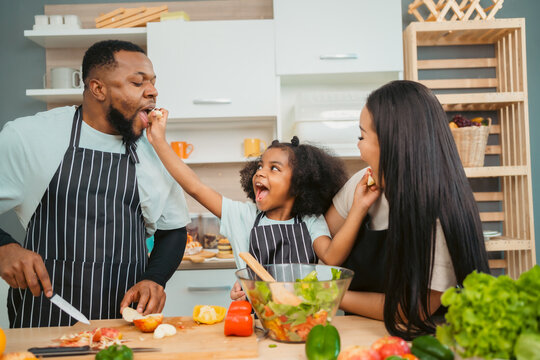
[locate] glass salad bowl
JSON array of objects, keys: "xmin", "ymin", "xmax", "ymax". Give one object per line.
[{"xmin": 236, "ymin": 263, "xmax": 354, "ymax": 343}]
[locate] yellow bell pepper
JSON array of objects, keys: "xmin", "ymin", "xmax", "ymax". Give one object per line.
[{"xmin": 193, "ymin": 305, "xmax": 227, "ymax": 324}]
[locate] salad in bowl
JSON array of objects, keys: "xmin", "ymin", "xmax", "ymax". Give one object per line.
[{"xmin": 236, "ymin": 263, "xmax": 354, "ymax": 343}]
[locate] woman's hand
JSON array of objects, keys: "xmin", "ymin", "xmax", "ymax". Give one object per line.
[
  {"xmin": 146, "ymin": 108, "xmax": 168, "ymax": 145},
  {"xmin": 352, "ymin": 169, "xmax": 382, "ymax": 211},
  {"xmin": 230, "ymin": 280, "xmax": 246, "ymax": 301}
]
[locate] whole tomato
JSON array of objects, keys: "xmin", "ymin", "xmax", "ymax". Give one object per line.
[
  {"xmin": 371, "ymin": 336, "xmax": 410, "ymax": 359},
  {"xmin": 337, "ymin": 345, "xmax": 381, "ymax": 360}
]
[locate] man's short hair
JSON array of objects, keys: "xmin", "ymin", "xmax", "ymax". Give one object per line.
[{"xmin": 82, "ymin": 40, "xmax": 145, "ymax": 85}]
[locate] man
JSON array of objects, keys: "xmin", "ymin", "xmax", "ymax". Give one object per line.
[{"xmin": 0, "ymin": 40, "xmax": 190, "ymax": 327}]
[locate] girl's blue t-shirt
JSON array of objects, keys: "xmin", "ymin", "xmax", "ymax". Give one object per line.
[{"xmin": 219, "ymin": 197, "xmax": 330, "ymax": 269}]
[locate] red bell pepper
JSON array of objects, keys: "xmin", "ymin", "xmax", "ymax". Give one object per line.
[{"xmin": 224, "ymin": 300, "xmax": 253, "ymax": 337}]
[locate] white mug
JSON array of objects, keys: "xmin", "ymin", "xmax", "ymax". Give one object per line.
[
  {"xmin": 44, "ymin": 67, "xmax": 82, "ymax": 89},
  {"xmin": 49, "ymin": 15, "xmax": 63, "ymax": 26},
  {"xmin": 34, "ymin": 15, "xmax": 49, "ymax": 26},
  {"xmin": 63, "ymin": 15, "xmax": 81, "ymax": 27}
]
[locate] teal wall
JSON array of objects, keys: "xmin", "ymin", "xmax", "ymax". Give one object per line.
[{"xmin": 0, "ymin": 0, "xmax": 539, "ymax": 264}]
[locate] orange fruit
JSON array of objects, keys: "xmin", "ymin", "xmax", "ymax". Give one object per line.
[{"xmin": 0, "ymin": 327, "xmax": 6, "ymax": 355}]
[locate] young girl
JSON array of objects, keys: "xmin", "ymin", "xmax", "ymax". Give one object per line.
[
  {"xmin": 146, "ymin": 110, "xmax": 350, "ymax": 299},
  {"xmin": 324, "ymin": 80, "xmax": 490, "ymax": 339}
]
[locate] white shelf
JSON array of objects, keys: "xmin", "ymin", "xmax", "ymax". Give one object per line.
[
  {"xmin": 184, "ymin": 157, "xmax": 250, "ymax": 165},
  {"xmin": 26, "ymin": 88, "xmax": 83, "ymax": 103},
  {"xmin": 24, "ymin": 28, "xmax": 147, "ymax": 48}
]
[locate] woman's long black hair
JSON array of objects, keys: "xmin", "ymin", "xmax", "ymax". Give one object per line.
[{"xmin": 367, "ymin": 80, "xmax": 490, "ymax": 339}]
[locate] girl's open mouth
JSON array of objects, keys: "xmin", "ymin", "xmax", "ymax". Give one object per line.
[{"xmin": 255, "ymin": 183, "xmax": 269, "ymax": 202}]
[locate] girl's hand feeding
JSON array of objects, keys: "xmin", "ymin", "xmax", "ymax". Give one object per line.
[
  {"xmin": 146, "ymin": 107, "xmax": 168, "ymax": 145},
  {"xmin": 352, "ymin": 168, "xmax": 381, "ymax": 211}
]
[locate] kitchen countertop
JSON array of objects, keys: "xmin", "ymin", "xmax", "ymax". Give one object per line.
[
  {"xmin": 177, "ymin": 257, "xmax": 236, "ymax": 270},
  {"xmin": 3, "ymin": 315, "xmax": 388, "ymax": 359}
]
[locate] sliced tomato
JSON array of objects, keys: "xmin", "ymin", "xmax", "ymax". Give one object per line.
[{"xmin": 100, "ymin": 327, "xmax": 122, "ymax": 340}]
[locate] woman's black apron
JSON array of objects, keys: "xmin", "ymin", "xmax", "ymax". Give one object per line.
[
  {"xmin": 248, "ymin": 212, "xmax": 317, "ymax": 264},
  {"xmin": 7, "ymin": 107, "xmax": 147, "ymax": 327},
  {"xmin": 342, "ymin": 217, "xmax": 388, "ymax": 293}
]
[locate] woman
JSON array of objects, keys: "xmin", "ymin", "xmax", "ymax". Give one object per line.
[{"xmin": 325, "ymin": 80, "xmax": 490, "ymax": 339}]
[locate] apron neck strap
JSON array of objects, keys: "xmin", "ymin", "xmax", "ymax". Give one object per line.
[
  {"xmin": 253, "ymin": 211, "xmax": 265, "ymax": 227},
  {"xmin": 69, "ymin": 106, "xmax": 83, "ymax": 149},
  {"xmin": 253, "ymin": 212, "xmax": 301, "ymax": 226}
]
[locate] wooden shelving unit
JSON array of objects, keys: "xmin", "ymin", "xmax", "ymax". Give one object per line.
[{"xmin": 403, "ymin": 19, "xmax": 535, "ymax": 278}]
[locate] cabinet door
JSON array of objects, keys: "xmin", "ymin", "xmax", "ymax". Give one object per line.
[
  {"xmin": 148, "ymin": 20, "xmax": 277, "ymax": 119},
  {"xmin": 163, "ymin": 269, "xmax": 237, "ymax": 316},
  {"xmin": 274, "ymin": 0, "xmax": 403, "ymax": 75}
]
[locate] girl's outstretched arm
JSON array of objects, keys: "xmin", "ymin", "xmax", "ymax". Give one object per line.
[
  {"xmin": 147, "ymin": 109, "xmax": 223, "ymax": 218},
  {"xmin": 340, "ymin": 289, "xmax": 443, "ymax": 320},
  {"xmin": 315, "ymin": 172, "xmax": 380, "ymax": 265}
]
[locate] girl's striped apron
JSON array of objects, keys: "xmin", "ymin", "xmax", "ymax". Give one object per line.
[
  {"xmin": 7, "ymin": 106, "xmax": 147, "ymax": 327},
  {"xmin": 248, "ymin": 212, "xmax": 317, "ymax": 264}
]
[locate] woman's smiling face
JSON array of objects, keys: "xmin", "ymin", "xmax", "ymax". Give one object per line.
[
  {"xmin": 252, "ymin": 147, "xmax": 295, "ymax": 219},
  {"xmin": 358, "ymin": 106, "xmax": 381, "ymax": 179}
]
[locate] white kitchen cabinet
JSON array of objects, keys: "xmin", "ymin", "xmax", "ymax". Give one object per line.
[
  {"xmin": 162, "ymin": 269, "xmax": 237, "ymax": 316},
  {"xmin": 273, "ymin": 0, "xmax": 403, "ymax": 76},
  {"xmin": 147, "ymin": 20, "xmax": 277, "ymax": 119}
]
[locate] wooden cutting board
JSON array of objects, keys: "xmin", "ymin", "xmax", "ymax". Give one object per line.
[{"xmin": 4, "ymin": 317, "xmax": 258, "ymax": 359}]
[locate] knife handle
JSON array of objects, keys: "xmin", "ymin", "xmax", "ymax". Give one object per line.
[{"xmin": 28, "ymin": 345, "xmax": 90, "ymax": 356}]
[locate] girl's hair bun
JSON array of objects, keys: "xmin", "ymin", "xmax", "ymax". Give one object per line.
[
  {"xmin": 271, "ymin": 140, "xmax": 280, "ymax": 146},
  {"xmin": 291, "ymin": 136, "xmax": 300, "ymax": 147}
]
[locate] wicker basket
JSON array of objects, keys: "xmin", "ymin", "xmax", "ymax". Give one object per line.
[{"xmin": 451, "ymin": 118, "xmax": 491, "ymax": 167}]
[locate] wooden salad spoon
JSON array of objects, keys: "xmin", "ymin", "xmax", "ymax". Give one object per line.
[{"xmin": 239, "ymin": 252, "xmax": 302, "ymax": 306}]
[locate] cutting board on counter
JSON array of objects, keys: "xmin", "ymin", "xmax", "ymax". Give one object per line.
[{"xmin": 4, "ymin": 317, "xmax": 258, "ymax": 359}]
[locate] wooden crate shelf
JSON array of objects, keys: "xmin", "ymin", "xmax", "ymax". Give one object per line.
[
  {"xmin": 485, "ymin": 239, "xmax": 532, "ymax": 251},
  {"xmin": 404, "ymin": 19, "xmax": 535, "ymax": 278},
  {"xmin": 464, "ymin": 166, "xmax": 527, "ymax": 178},
  {"xmin": 437, "ymin": 92, "xmax": 525, "ymax": 111}
]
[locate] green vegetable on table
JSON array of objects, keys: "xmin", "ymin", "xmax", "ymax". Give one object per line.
[
  {"xmin": 305, "ymin": 324, "xmax": 341, "ymax": 360},
  {"xmin": 436, "ymin": 265, "xmax": 540, "ymax": 359},
  {"xmin": 95, "ymin": 344, "xmax": 133, "ymax": 360},
  {"xmin": 411, "ymin": 335, "xmax": 453, "ymax": 360}
]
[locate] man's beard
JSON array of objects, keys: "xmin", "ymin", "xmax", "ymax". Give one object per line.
[{"xmin": 106, "ymin": 105, "xmax": 142, "ymax": 146}]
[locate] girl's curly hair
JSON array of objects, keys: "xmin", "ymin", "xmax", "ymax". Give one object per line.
[{"xmin": 239, "ymin": 136, "xmax": 348, "ymax": 217}]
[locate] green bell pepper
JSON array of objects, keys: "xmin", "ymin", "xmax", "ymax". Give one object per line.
[
  {"xmin": 305, "ymin": 324, "xmax": 340, "ymax": 360},
  {"xmin": 411, "ymin": 335, "xmax": 453, "ymax": 360},
  {"xmin": 95, "ymin": 344, "xmax": 134, "ymax": 360}
]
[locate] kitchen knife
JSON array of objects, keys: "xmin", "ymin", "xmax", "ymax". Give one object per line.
[
  {"xmin": 49, "ymin": 293, "xmax": 90, "ymax": 325},
  {"xmin": 28, "ymin": 345, "xmax": 161, "ymax": 357}
]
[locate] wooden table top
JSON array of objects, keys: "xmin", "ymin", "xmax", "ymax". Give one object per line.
[{"xmin": 3, "ymin": 315, "xmax": 388, "ymax": 359}]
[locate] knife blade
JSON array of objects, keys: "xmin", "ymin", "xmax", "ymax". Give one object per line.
[
  {"xmin": 28, "ymin": 345, "xmax": 161, "ymax": 357},
  {"xmin": 49, "ymin": 293, "xmax": 90, "ymax": 325}
]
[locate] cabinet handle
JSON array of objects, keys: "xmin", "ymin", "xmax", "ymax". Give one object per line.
[
  {"xmin": 192, "ymin": 98, "xmax": 232, "ymax": 105},
  {"xmin": 187, "ymin": 286, "xmax": 231, "ymax": 292},
  {"xmin": 319, "ymin": 53, "xmax": 358, "ymax": 60}
]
